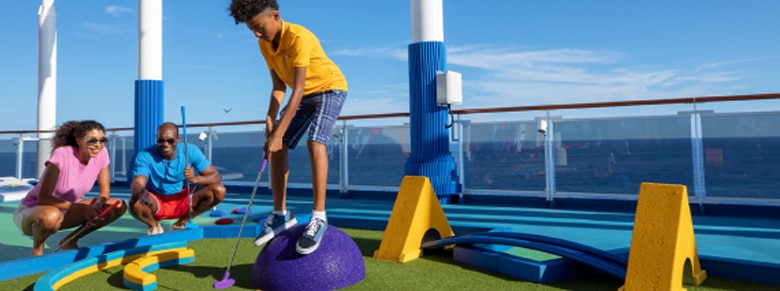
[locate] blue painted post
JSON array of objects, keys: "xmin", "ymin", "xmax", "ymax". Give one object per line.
[
  {"xmin": 406, "ymin": 0, "xmax": 459, "ymax": 203},
  {"xmin": 133, "ymin": 80, "xmax": 164, "ymax": 157}
]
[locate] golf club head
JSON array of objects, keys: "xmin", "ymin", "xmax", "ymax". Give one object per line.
[
  {"xmin": 213, "ymin": 272, "xmax": 235, "ymax": 289},
  {"xmin": 185, "ymin": 222, "xmax": 199, "ymax": 229}
]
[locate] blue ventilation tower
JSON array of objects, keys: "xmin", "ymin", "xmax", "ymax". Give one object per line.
[
  {"xmin": 133, "ymin": 0, "xmax": 164, "ymax": 181},
  {"xmin": 405, "ymin": 0, "xmax": 459, "ymax": 203}
]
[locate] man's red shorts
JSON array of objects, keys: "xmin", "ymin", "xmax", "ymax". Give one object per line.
[{"xmin": 150, "ymin": 187, "xmax": 192, "ymax": 220}]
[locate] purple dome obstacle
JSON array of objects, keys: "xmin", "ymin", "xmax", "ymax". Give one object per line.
[{"xmin": 253, "ymin": 224, "xmax": 366, "ymax": 290}]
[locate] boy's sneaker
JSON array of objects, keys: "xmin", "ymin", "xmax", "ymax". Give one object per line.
[
  {"xmin": 254, "ymin": 212, "xmax": 297, "ymax": 246},
  {"xmin": 296, "ymin": 218, "xmax": 328, "ymax": 255}
]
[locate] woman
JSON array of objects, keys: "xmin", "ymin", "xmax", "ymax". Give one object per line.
[{"xmin": 12, "ymin": 120, "xmax": 126, "ymax": 256}]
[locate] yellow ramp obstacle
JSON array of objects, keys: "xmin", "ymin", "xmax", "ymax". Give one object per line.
[
  {"xmin": 620, "ymin": 183, "xmax": 707, "ymax": 291},
  {"xmin": 373, "ymin": 176, "xmax": 454, "ymax": 262}
]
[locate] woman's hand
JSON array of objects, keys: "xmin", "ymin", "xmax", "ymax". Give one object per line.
[{"xmin": 90, "ymin": 196, "xmax": 106, "ymax": 209}]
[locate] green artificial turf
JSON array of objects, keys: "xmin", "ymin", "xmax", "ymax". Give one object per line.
[{"xmin": 4, "ymin": 228, "xmax": 778, "ymax": 290}]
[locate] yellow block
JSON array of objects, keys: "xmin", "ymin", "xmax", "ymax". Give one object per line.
[
  {"xmin": 123, "ymin": 249, "xmax": 196, "ymax": 286},
  {"xmin": 620, "ymin": 183, "xmax": 707, "ymax": 291},
  {"xmin": 373, "ymin": 176, "xmax": 454, "ymax": 263}
]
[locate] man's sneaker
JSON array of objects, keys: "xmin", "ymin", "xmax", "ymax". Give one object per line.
[
  {"xmin": 254, "ymin": 212, "xmax": 297, "ymax": 246},
  {"xmin": 296, "ymin": 218, "xmax": 328, "ymax": 255},
  {"xmin": 147, "ymin": 223, "xmax": 164, "ymax": 235}
]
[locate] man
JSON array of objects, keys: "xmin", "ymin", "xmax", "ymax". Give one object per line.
[{"xmin": 129, "ymin": 122, "xmax": 227, "ymax": 234}]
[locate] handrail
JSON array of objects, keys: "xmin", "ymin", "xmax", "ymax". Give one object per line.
[
  {"xmin": 2, "ymin": 92, "xmax": 779, "ymax": 135},
  {"xmin": 452, "ymin": 92, "xmax": 780, "ymax": 114}
]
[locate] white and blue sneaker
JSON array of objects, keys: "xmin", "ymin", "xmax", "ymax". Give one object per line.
[
  {"xmin": 254, "ymin": 212, "xmax": 297, "ymax": 247},
  {"xmin": 296, "ymin": 218, "xmax": 328, "ymax": 255}
]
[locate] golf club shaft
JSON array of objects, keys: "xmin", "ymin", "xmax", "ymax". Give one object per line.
[
  {"xmin": 223, "ymin": 156, "xmax": 268, "ymax": 273},
  {"xmin": 181, "ymin": 106, "xmax": 194, "ymax": 223}
]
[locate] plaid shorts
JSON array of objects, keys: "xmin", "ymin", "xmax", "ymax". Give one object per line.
[{"xmin": 280, "ymin": 90, "xmax": 347, "ymax": 149}]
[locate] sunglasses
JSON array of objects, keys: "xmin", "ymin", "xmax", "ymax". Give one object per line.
[
  {"xmin": 157, "ymin": 138, "xmax": 177, "ymax": 144},
  {"xmin": 85, "ymin": 137, "xmax": 109, "ymax": 145}
]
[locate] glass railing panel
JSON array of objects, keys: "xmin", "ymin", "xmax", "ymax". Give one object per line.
[
  {"xmin": 345, "ymin": 125, "xmax": 408, "ymax": 187},
  {"xmin": 282, "ymin": 134, "xmax": 342, "ymax": 185},
  {"xmin": 460, "ymin": 119, "xmax": 545, "ymax": 192},
  {"xmin": 194, "ymin": 130, "xmax": 264, "ymax": 184},
  {"xmin": 701, "ymin": 111, "xmax": 780, "ymax": 199},
  {"xmin": 454, "ymin": 111, "xmax": 547, "ymax": 194},
  {"xmin": 18, "ymin": 140, "xmax": 42, "ymax": 179},
  {"xmin": 0, "ymin": 136, "xmax": 18, "ymax": 177},
  {"xmin": 107, "ymin": 133, "xmax": 135, "ymax": 182},
  {"xmin": 551, "ymin": 100, "xmax": 695, "ymax": 197},
  {"xmin": 553, "ymin": 106, "xmax": 695, "ymax": 196}
]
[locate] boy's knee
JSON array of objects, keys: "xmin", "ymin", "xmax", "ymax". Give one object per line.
[{"xmin": 305, "ymin": 141, "xmax": 322, "ymax": 150}]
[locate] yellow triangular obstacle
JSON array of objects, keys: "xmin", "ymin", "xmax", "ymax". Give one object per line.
[
  {"xmin": 373, "ymin": 176, "xmax": 455, "ymax": 262},
  {"xmin": 620, "ymin": 183, "xmax": 707, "ymax": 291}
]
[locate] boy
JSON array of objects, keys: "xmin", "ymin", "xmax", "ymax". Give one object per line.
[{"xmin": 229, "ymin": 0, "xmax": 348, "ymax": 255}]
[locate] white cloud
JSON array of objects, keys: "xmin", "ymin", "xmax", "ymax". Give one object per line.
[
  {"xmin": 105, "ymin": 6, "xmax": 133, "ymax": 18},
  {"xmin": 342, "ymin": 83, "xmax": 409, "ymax": 116},
  {"xmin": 672, "ymin": 71, "xmax": 745, "ymax": 84},
  {"xmin": 444, "ymin": 45, "xmax": 751, "ymax": 107},
  {"xmin": 335, "ymin": 43, "xmax": 756, "ymax": 116},
  {"xmin": 449, "ymin": 46, "xmax": 623, "ymax": 69},
  {"xmin": 82, "ymin": 22, "xmax": 128, "ymax": 35},
  {"xmin": 169, "ymin": 64, "xmax": 213, "ymax": 70},
  {"xmin": 332, "ymin": 45, "xmax": 407, "ymax": 61}
]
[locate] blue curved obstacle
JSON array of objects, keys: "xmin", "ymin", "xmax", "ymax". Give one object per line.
[
  {"xmin": 421, "ymin": 233, "xmax": 627, "ymax": 279},
  {"xmin": 461, "ymin": 232, "xmax": 628, "ymax": 266}
]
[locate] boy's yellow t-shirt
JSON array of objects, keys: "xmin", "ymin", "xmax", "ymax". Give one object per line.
[{"xmin": 258, "ymin": 21, "xmax": 348, "ymax": 96}]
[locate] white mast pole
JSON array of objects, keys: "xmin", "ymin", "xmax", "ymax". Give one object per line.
[
  {"xmin": 37, "ymin": 0, "xmax": 57, "ymax": 177},
  {"xmin": 411, "ymin": 0, "xmax": 443, "ymax": 42},
  {"xmin": 139, "ymin": 0, "xmax": 162, "ymax": 80}
]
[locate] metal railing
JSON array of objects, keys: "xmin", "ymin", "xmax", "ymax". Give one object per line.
[{"xmin": 3, "ymin": 93, "xmax": 780, "ymax": 206}]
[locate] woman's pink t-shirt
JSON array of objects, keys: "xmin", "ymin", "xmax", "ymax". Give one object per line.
[{"xmin": 20, "ymin": 146, "xmax": 110, "ymax": 208}]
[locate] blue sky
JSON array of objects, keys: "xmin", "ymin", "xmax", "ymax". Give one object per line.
[{"xmin": 1, "ymin": 1, "xmax": 779, "ymax": 131}]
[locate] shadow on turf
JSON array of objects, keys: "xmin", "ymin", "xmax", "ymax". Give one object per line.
[
  {"xmin": 93, "ymin": 263, "xmax": 257, "ymax": 290},
  {"xmin": 350, "ymin": 236, "xmax": 382, "ymax": 257}
]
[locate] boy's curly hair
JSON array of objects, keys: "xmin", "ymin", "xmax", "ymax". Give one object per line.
[
  {"xmin": 50, "ymin": 120, "xmax": 106, "ymax": 152},
  {"xmin": 229, "ymin": 0, "xmax": 279, "ymax": 24}
]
